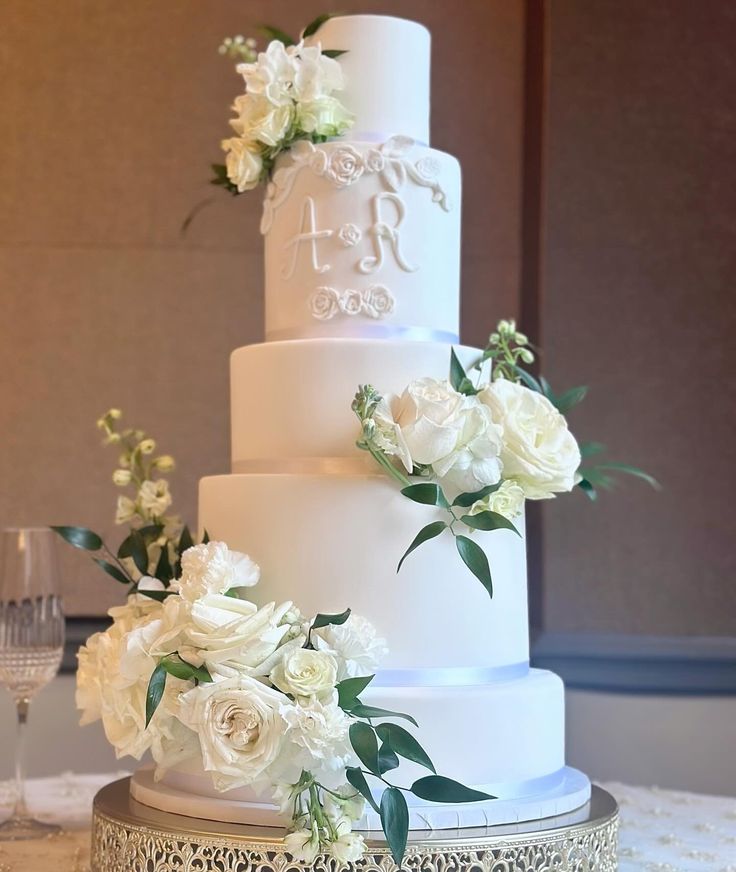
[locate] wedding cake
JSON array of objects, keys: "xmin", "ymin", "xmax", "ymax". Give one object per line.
[{"xmin": 129, "ymin": 14, "xmax": 591, "ymax": 830}]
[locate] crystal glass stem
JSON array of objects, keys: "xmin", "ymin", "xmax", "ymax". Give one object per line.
[{"xmin": 13, "ymin": 698, "xmax": 30, "ymax": 820}]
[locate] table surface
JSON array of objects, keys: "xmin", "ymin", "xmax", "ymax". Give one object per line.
[{"xmin": 0, "ymin": 774, "xmax": 734, "ymax": 872}]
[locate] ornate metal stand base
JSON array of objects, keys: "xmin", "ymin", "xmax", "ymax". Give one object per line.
[{"xmin": 91, "ymin": 777, "xmax": 619, "ymax": 872}]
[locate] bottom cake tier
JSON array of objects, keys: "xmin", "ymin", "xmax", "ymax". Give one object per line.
[{"xmin": 131, "ymin": 669, "xmax": 591, "ymax": 830}]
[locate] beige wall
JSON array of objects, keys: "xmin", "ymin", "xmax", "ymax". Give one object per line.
[{"xmin": 0, "ymin": 0, "xmax": 523, "ymax": 615}]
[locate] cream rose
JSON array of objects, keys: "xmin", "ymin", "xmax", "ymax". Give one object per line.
[
  {"xmin": 230, "ymin": 94, "xmax": 293, "ymax": 147},
  {"xmin": 175, "ymin": 541, "xmax": 260, "ymax": 603},
  {"xmin": 297, "ymin": 96, "xmax": 353, "ymax": 137},
  {"xmin": 271, "ymin": 648, "xmax": 338, "ymax": 700},
  {"xmin": 468, "ymin": 479, "xmax": 526, "ymax": 520},
  {"xmin": 222, "ymin": 137, "xmax": 263, "ymax": 192},
  {"xmin": 480, "ymin": 379, "xmax": 581, "ymax": 499},
  {"xmin": 179, "ymin": 675, "xmax": 286, "ymax": 791}
]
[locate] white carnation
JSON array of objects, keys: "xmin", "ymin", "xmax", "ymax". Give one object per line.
[
  {"xmin": 468, "ymin": 479, "xmax": 526, "ymax": 520},
  {"xmin": 271, "ymin": 648, "xmax": 337, "ymax": 700},
  {"xmin": 178, "ymin": 675, "xmax": 286, "ymax": 792},
  {"xmin": 222, "ymin": 137, "xmax": 263, "ymax": 192},
  {"xmin": 480, "ymin": 380, "xmax": 581, "ymax": 499},
  {"xmin": 280, "ymin": 699, "xmax": 353, "ymax": 774},
  {"xmin": 175, "ymin": 541, "xmax": 260, "ymax": 603},
  {"xmin": 312, "ymin": 614, "xmax": 388, "ymax": 680}
]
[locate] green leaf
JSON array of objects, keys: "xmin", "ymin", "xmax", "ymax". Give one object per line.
[
  {"xmin": 347, "ymin": 703, "xmax": 418, "ymax": 727},
  {"xmin": 554, "ymin": 385, "xmax": 588, "ymax": 413},
  {"xmin": 258, "ymin": 24, "xmax": 296, "ymax": 45},
  {"xmin": 160, "ymin": 653, "xmax": 213, "ymax": 684},
  {"xmin": 376, "ymin": 723, "xmax": 436, "ymax": 773},
  {"xmin": 138, "ymin": 524, "xmax": 164, "ymax": 542},
  {"xmin": 380, "ymin": 787, "xmax": 409, "ymax": 866},
  {"xmin": 311, "ymin": 608, "xmax": 351, "ymax": 630},
  {"xmin": 378, "ymin": 742, "xmax": 400, "ymax": 774},
  {"xmin": 179, "ymin": 526, "xmax": 194, "ymax": 554},
  {"xmin": 137, "ymin": 588, "xmax": 177, "ymax": 603},
  {"xmin": 345, "ymin": 767, "xmax": 380, "ymax": 813},
  {"xmin": 456, "ymin": 535, "xmax": 493, "ymax": 597},
  {"xmin": 302, "ymin": 12, "xmax": 337, "ymax": 38},
  {"xmin": 511, "ymin": 365, "xmax": 543, "ymax": 393},
  {"xmin": 577, "ymin": 479, "xmax": 598, "ymax": 501},
  {"xmin": 397, "ymin": 521, "xmax": 447, "ymax": 573},
  {"xmin": 92, "ymin": 558, "xmax": 131, "ymax": 585},
  {"xmin": 593, "ymin": 462, "xmax": 661, "ymax": 490},
  {"xmin": 201, "ymin": 529, "xmax": 211, "ymax": 545},
  {"xmin": 145, "ymin": 662, "xmax": 166, "ymax": 727},
  {"xmin": 449, "ymin": 348, "xmax": 478, "ymax": 395},
  {"xmin": 154, "ymin": 544, "xmax": 173, "ymax": 584},
  {"xmin": 322, "ymin": 49, "xmax": 347, "ymax": 58},
  {"xmin": 337, "ymin": 674, "xmax": 374, "ymax": 709},
  {"xmin": 210, "ymin": 164, "xmax": 239, "ymax": 195},
  {"xmin": 118, "ymin": 531, "xmax": 148, "ymax": 574},
  {"xmin": 460, "ymin": 511, "xmax": 520, "ymax": 536},
  {"xmin": 400, "ymin": 483, "xmax": 449, "ymax": 508},
  {"xmin": 451, "ymin": 482, "xmax": 502, "ymax": 508},
  {"xmin": 411, "ymin": 775, "xmax": 495, "ymax": 803},
  {"xmin": 51, "ymin": 526, "xmax": 102, "ymax": 552},
  {"xmin": 349, "ymin": 722, "xmax": 380, "ymax": 775},
  {"xmin": 579, "ymin": 441, "xmax": 606, "ymax": 459}
]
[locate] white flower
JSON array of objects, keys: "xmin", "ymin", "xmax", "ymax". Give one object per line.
[
  {"xmin": 237, "ymin": 40, "xmax": 295, "ymax": 106},
  {"xmin": 112, "ymin": 468, "xmax": 132, "ymax": 486},
  {"xmin": 230, "ymin": 94, "xmax": 294, "ymax": 147},
  {"xmin": 115, "ymin": 494, "xmax": 136, "ymax": 525},
  {"xmin": 480, "ymin": 379, "xmax": 581, "ymax": 499},
  {"xmin": 284, "ymin": 829, "xmax": 321, "ymax": 863},
  {"xmin": 337, "ymin": 223, "xmax": 362, "ymax": 247},
  {"xmin": 339, "ymin": 289, "xmax": 364, "ymax": 316},
  {"xmin": 370, "ymin": 396, "xmax": 413, "ymax": 474},
  {"xmin": 280, "ymin": 699, "xmax": 353, "ymax": 773},
  {"xmin": 365, "ymin": 148, "xmax": 384, "ymax": 172},
  {"xmin": 152, "ymin": 454, "xmax": 176, "ymax": 472},
  {"xmin": 222, "ymin": 137, "xmax": 263, "ymax": 193},
  {"xmin": 297, "ymin": 96, "xmax": 353, "ymax": 137},
  {"xmin": 309, "ymin": 286, "xmax": 340, "ymax": 321},
  {"xmin": 138, "ymin": 438, "xmax": 156, "ymax": 454},
  {"xmin": 138, "ymin": 479, "xmax": 172, "ymax": 518},
  {"xmin": 313, "ymin": 614, "xmax": 388, "ymax": 680},
  {"xmin": 271, "ymin": 648, "xmax": 338, "ymax": 700},
  {"xmin": 175, "ymin": 541, "xmax": 260, "ymax": 603},
  {"xmin": 325, "ymin": 145, "xmax": 364, "ymax": 187},
  {"xmin": 324, "ymin": 785, "xmax": 366, "ymax": 823},
  {"xmin": 468, "ymin": 479, "xmax": 525, "ymax": 520},
  {"xmin": 362, "ymin": 284, "xmax": 395, "ymax": 319},
  {"xmin": 329, "ymin": 818, "xmax": 366, "ymax": 863},
  {"xmin": 290, "ymin": 42, "xmax": 344, "ymax": 102},
  {"xmin": 178, "ymin": 675, "xmax": 287, "ymax": 791},
  {"xmin": 392, "ymin": 378, "xmax": 504, "ymax": 492}
]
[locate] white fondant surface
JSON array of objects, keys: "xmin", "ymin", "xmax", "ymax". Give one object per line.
[
  {"xmin": 304, "ymin": 15, "xmax": 431, "ymax": 144},
  {"xmin": 198, "ymin": 473, "xmax": 529, "ymax": 671},
  {"xmin": 230, "ymin": 339, "xmax": 480, "ymax": 467},
  {"xmin": 263, "ymin": 140, "xmax": 461, "ymax": 341}
]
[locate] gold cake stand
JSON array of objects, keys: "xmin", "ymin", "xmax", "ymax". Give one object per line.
[{"xmin": 91, "ymin": 777, "xmax": 619, "ymax": 872}]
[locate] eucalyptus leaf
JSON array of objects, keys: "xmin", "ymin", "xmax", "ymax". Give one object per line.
[
  {"xmin": 145, "ymin": 662, "xmax": 167, "ymax": 727},
  {"xmin": 460, "ymin": 511, "xmax": 520, "ymax": 536},
  {"xmin": 451, "ymin": 482, "xmax": 502, "ymax": 508},
  {"xmin": 118, "ymin": 531, "xmax": 148, "ymax": 574},
  {"xmin": 380, "ymin": 787, "xmax": 409, "ymax": 865},
  {"xmin": 456, "ymin": 535, "xmax": 493, "ymax": 597},
  {"xmin": 397, "ymin": 521, "xmax": 447, "ymax": 572},
  {"xmin": 51, "ymin": 526, "xmax": 102, "ymax": 552},
  {"xmin": 302, "ymin": 12, "xmax": 337, "ymax": 38},
  {"xmin": 376, "ymin": 723, "xmax": 436, "ymax": 773},
  {"xmin": 258, "ymin": 25, "xmax": 296, "ymax": 45},
  {"xmin": 345, "ymin": 767, "xmax": 380, "ymax": 813},
  {"xmin": 378, "ymin": 742, "xmax": 400, "ymax": 774},
  {"xmin": 400, "ymin": 483, "xmax": 449, "ymax": 508},
  {"xmin": 336, "ymin": 674, "xmax": 374, "ymax": 709},
  {"xmin": 93, "ymin": 558, "xmax": 131, "ymax": 585},
  {"xmin": 411, "ymin": 775, "xmax": 495, "ymax": 803},
  {"xmin": 347, "ymin": 703, "xmax": 418, "ymax": 727},
  {"xmin": 311, "ymin": 608, "xmax": 351, "ymax": 630},
  {"xmin": 349, "ymin": 721, "xmax": 380, "ymax": 775}
]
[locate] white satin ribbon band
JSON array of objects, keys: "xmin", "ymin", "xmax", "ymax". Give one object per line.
[
  {"xmin": 265, "ymin": 325, "xmax": 460, "ymax": 344},
  {"xmin": 232, "ymin": 456, "xmax": 379, "ymax": 476},
  {"xmin": 372, "ymin": 661, "xmax": 530, "ymax": 687}
]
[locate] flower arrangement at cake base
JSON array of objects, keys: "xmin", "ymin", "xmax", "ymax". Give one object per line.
[{"xmin": 55, "ymin": 415, "xmax": 491, "ymax": 866}]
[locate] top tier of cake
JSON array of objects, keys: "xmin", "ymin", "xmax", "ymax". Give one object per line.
[{"xmin": 262, "ymin": 16, "xmax": 461, "ymax": 343}]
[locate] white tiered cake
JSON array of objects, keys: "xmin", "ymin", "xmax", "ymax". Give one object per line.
[{"xmin": 131, "ymin": 13, "xmax": 590, "ymax": 830}]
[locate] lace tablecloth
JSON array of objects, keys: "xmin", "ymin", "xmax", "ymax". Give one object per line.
[{"xmin": 0, "ymin": 775, "xmax": 734, "ymax": 871}]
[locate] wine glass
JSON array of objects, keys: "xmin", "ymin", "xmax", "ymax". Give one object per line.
[{"xmin": 0, "ymin": 528, "xmax": 64, "ymax": 840}]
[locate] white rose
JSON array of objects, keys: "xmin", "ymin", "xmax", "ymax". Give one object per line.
[
  {"xmin": 237, "ymin": 40, "xmax": 295, "ymax": 106},
  {"xmin": 329, "ymin": 819, "xmax": 366, "ymax": 864},
  {"xmin": 324, "ymin": 145, "xmax": 364, "ymax": 187},
  {"xmin": 297, "ymin": 96, "xmax": 353, "ymax": 137},
  {"xmin": 468, "ymin": 479, "xmax": 526, "ymax": 520},
  {"xmin": 284, "ymin": 829, "xmax": 321, "ymax": 863},
  {"xmin": 229, "ymin": 94, "xmax": 293, "ymax": 147},
  {"xmin": 115, "ymin": 494, "xmax": 136, "ymax": 525},
  {"xmin": 312, "ymin": 614, "xmax": 388, "ymax": 680},
  {"xmin": 137, "ymin": 479, "xmax": 172, "ymax": 518},
  {"xmin": 280, "ymin": 699, "xmax": 353, "ymax": 773},
  {"xmin": 392, "ymin": 378, "xmax": 504, "ymax": 492},
  {"xmin": 179, "ymin": 675, "xmax": 287, "ymax": 791},
  {"xmin": 480, "ymin": 379, "xmax": 581, "ymax": 499},
  {"xmin": 290, "ymin": 42, "xmax": 344, "ymax": 101},
  {"xmin": 222, "ymin": 137, "xmax": 263, "ymax": 193},
  {"xmin": 271, "ymin": 648, "xmax": 338, "ymax": 700},
  {"xmin": 175, "ymin": 541, "xmax": 260, "ymax": 603}
]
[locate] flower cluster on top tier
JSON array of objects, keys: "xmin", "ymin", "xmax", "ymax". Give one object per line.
[
  {"xmin": 353, "ymin": 319, "xmax": 658, "ymax": 594},
  {"xmin": 219, "ymin": 27, "xmax": 352, "ymax": 193}
]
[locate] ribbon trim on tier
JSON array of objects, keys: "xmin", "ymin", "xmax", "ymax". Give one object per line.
[{"xmin": 372, "ymin": 661, "xmax": 530, "ymax": 687}]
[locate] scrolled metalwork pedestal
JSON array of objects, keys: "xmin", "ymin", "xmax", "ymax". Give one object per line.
[{"xmin": 91, "ymin": 777, "xmax": 619, "ymax": 872}]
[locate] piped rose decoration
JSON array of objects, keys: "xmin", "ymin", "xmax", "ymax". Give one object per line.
[
  {"xmin": 310, "ymin": 286, "xmax": 340, "ymax": 321},
  {"xmin": 325, "ymin": 145, "xmax": 364, "ymax": 187},
  {"xmin": 363, "ymin": 284, "xmax": 395, "ymax": 318}
]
